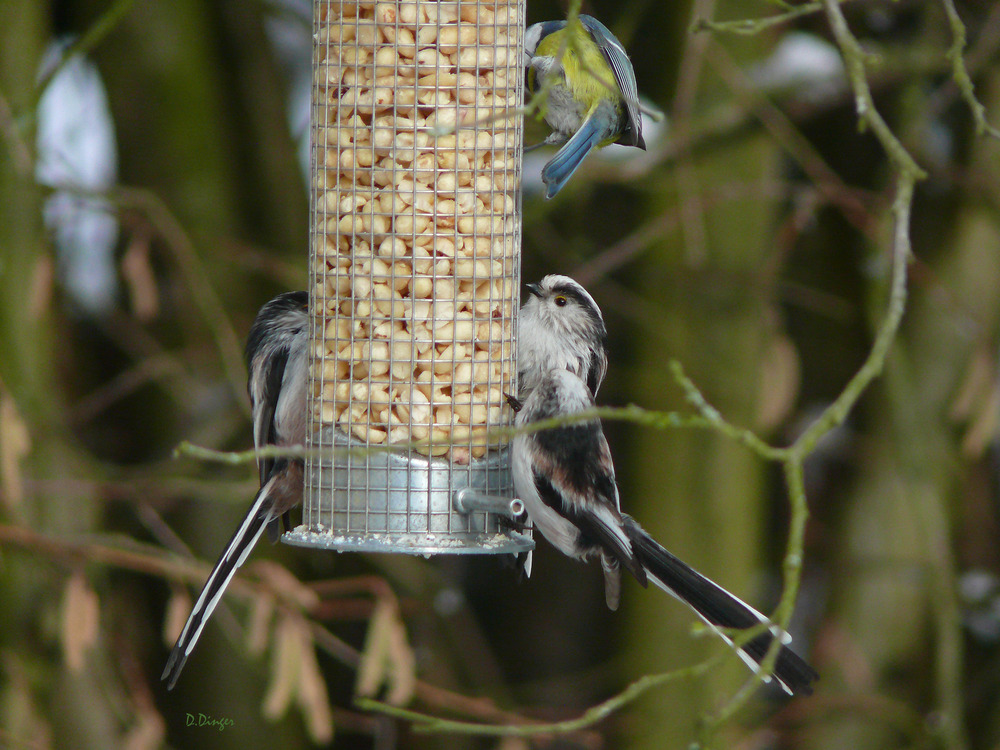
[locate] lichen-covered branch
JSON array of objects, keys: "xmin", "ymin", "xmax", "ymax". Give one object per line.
[{"xmin": 941, "ymin": 0, "xmax": 1000, "ymax": 139}]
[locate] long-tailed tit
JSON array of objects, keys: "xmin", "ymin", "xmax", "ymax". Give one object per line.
[
  {"xmin": 517, "ymin": 274, "xmax": 608, "ymax": 400},
  {"xmin": 162, "ymin": 291, "xmax": 309, "ymax": 690},
  {"xmin": 509, "ymin": 368, "xmax": 817, "ymax": 695},
  {"xmin": 512, "ymin": 274, "xmax": 608, "ymax": 578}
]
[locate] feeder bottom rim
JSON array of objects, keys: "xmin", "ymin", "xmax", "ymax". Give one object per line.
[{"xmin": 281, "ymin": 526, "xmax": 534, "ymax": 555}]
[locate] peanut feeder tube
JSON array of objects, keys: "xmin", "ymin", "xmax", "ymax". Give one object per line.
[{"xmin": 287, "ymin": 0, "xmax": 532, "ymax": 554}]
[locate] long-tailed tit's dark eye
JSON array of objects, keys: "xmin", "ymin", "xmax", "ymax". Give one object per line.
[{"xmin": 554, "ymin": 296, "xmax": 567, "ymax": 307}]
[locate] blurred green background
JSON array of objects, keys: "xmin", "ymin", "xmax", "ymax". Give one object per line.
[{"xmin": 2, "ymin": 0, "xmax": 1000, "ymax": 748}]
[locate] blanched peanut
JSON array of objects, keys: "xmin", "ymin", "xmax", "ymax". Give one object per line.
[
  {"xmin": 427, "ymin": 432, "xmax": 451, "ymax": 456},
  {"xmin": 324, "ymin": 316, "xmax": 350, "ymax": 341},
  {"xmin": 318, "ymin": 401, "xmax": 336, "ymax": 423},
  {"xmin": 434, "ymin": 317, "xmax": 475, "ymax": 343}
]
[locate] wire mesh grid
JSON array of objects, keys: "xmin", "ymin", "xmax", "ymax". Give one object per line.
[{"xmin": 291, "ymin": 0, "xmax": 532, "ymax": 554}]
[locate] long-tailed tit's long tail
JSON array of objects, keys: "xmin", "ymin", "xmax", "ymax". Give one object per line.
[
  {"xmin": 622, "ymin": 515, "xmax": 818, "ymax": 696},
  {"xmin": 161, "ymin": 478, "xmax": 278, "ymax": 690}
]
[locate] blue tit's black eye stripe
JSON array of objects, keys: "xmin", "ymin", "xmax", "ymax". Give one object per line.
[{"xmin": 536, "ymin": 20, "xmax": 567, "ymax": 42}]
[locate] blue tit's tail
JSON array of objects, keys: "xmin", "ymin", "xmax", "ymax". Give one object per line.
[{"xmin": 541, "ymin": 114, "xmax": 606, "ymax": 199}]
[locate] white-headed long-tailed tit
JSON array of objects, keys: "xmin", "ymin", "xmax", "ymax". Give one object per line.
[
  {"xmin": 512, "ymin": 274, "xmax": 609, "ymax": 578},
  {"xmin": 162, "ymin": 290, "xmax": 309, "ymax": 690},
  {"xmin": 517, "ymin": 274, "xmax": 608, "ymax": 401},
  {"xmin": 508, "ymin": 368, "xmax": 817, "ymax": 695}
]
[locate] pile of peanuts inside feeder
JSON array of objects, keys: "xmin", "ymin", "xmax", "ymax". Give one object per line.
[{"xmin": 312, "ymin": 0, "xmax": 521, "ymax": 465}]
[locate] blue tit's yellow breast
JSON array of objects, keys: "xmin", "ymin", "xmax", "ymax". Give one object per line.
[{"xmin": 534, "ymin": 22, "xmax": 618, "ymax": 114}]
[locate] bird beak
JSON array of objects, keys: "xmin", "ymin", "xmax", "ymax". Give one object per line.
[{"xmin": 525, "ymin": 283, "xmax": 542, "ymax": 298}]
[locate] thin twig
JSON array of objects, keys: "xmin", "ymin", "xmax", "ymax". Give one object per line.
[
  {"xmin": 37, "ymin": 181, "xmax": 250, "ymax": 412},
  {"xmin": 671, "ymin": 0, "xmax": 717, "ymax": 264},
  {"xmin": 67, "ymin": 353, "xmax": 186, "ymax": 424},
  {"xmin": 0, "ymin": 88, "xmax": 33, "ymax": 176},
  {"xmin": 682, "ymin": 0, "xmax": 927, "ymax": 736},
  {"xmin": 357, "ymin": 660, "xmax": 713, "ymax": 737},
  {"xmin": 822, "ymin": 0, "xmax": 927, "ymax": 180},
  {"xmin": 694, "ymin": 2, "xmax": 825, "ymax": 35},
  {"xmin": 26, "ymin": 0, "xmax": 138, "ymax": 128},
  {"xmin": 111, "ymin": 186, "xmax": 250, "ymax": 413},
  {"xmin": 706, "ymin": 44, "xmax": 872, "ymax": 233},
  {"xmin": 792, "ymin": 180, "xmax": 915, "ymax": 459},
  {"xmin": 172, "ymin": 402, "xmax": 776, "ymax": 470},
  {"xmin": 940, "ymin": 0, "xmax": 1000, "ymax": 139},
  {"xmin": 668, "ymin": 361, "xmax": 787, "ymax": 460},
  {"xmin": 572, "ymin": 180, "xmax": 802, "ymax": 285}
]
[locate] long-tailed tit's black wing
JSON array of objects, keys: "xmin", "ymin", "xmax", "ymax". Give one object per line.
[
  {"xmin": 255, "ymin": 348, "xmax": 295, "ymax": 542},
  {"xmin": 514, "ymin": 369, "xmax": 817, "ymax": 695},
  {"xmin": 585, "ymin": 340, "xmax": 608, "ymax": 398},
  {"xmin": 514, "ymin": 369, "xmax": 646, "ymax": 593},
  {"xmin": 622, "ymin": 515, "xmax": 818, "ymax": 696},
  {"xmin": 531, "ymin": 422, "xmax": 642, "ymax": 579},
  {"xmin": 249, "ymin": 345, "xmax": 288, "ymax": 487},
  {"xmin": 527, "ymin": 425, "xmax": 645, "ymax": 610},
  {"xmin": 245, "ymin": 292, "xmax": 304, "ymax": 485}
]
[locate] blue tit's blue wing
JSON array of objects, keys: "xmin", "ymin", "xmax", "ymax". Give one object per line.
[{"xmin": 579, "ymin": 15, "xmax": 644, "ymax": 149}]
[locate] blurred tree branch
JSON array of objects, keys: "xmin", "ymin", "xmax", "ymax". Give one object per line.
[
  {"xmin": 0, "ymin": 520, "xmax": 597, "ymax": 742},
  {"xmin": 941, "ymin": 0, "xmax": 1000, "ymax": 139},
  {"xmin": 27, "ymin": 0, "xmax": 137, "ymax": 125},
  {"xmin": 103, "ymin": 184, "xmax": 250, "ymax": 413},
  {"xmin": 693, "ymin": 2, "xmax": 830, "ymax": 36}
]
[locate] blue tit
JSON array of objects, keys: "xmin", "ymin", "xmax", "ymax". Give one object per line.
[{"xmin": 524, "ymin": 15, "xmax": 645, "ymax": 199}]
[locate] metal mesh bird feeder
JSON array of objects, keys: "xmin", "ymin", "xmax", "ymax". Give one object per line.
[{"xmin": 286, "ymin": 0, "xmax": 532, "ymax": 555}]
